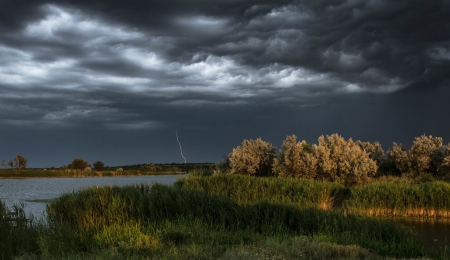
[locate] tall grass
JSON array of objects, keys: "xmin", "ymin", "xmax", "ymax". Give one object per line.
[
  {"xmin": 0, "ymin": 202, "xmax": 39, "ymax": 259},
  {"xmin": 178, "ymin": 174, "xmax": 450, "ymax": 218},
  {"xmin": 346, "ymin": 181, "xmax": 450, "ymax": 218},
  {"xmin": 176, "ymin": 174, "xmax": 347, "ymax": 209},
  {"xmin": 45, "ymin": 184, "xmax": 425, "ymax": 258}
]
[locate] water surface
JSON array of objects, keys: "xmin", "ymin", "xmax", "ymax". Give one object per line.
[{"xmin": 0, "ymin": 175, "xmax": 187, "ymax": 217}]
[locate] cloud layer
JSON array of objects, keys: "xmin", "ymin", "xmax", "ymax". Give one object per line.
[{"xmin": 1, "ymin": 0, "xmax": 449, "ymax": 166}]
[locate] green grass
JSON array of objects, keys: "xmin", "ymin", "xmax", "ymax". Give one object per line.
[
  {"xmin": 176, "ymin": 174, "xmax": 347, "ymax": 209},
  {"xmin": 346, "ymin": 181, "xmax": 450, "ymax": 218},
  {"xmin": 44, "ymin": 184, "xmax": 425, "ymax": 258},
  {"xmin": 0, "ymin": 202, "xmax": 40, "ymax": 259},
  {"xmin": 177, "ymin": 174, "xmax": 450, "ymax": 218}
]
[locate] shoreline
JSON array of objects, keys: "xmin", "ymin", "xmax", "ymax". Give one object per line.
[{"xmin": 0, "ymin": 172, "xmax": 189, "ymax": 179}]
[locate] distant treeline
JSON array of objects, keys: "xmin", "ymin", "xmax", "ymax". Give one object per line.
[
  {"xmin": 220, "ymin": 134, "xmax": 450, "ymax": 186},
  {"xmin": 0, "ymin": 163, "xmax": 214, "ymax": 178}
]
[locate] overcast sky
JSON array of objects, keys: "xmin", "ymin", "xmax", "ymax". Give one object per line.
[{"xmin": 1, "ymin": 0, "xmax": 449, "ymax": 167}]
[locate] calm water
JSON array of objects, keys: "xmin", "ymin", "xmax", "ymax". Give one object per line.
[
  {"xmin": 391, "ymin": 218, "xmax": 450, "ymax": 251},
  {"xmin": 0, "ymin": 175, "xmax": 187, "ymax": 218}
]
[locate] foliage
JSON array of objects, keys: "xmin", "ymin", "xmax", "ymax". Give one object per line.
[
  {"xmin": 314, "ymin": 134, "xmax": 378, "ymax": 185},
  {"xmin": 179, "ymin": 174, "xmax": 450, "ymax": 219},
  {"xmin": 1, "ymin": 154, "xmax": 27, "ymax": 170},
  {"xmin": 45, "ymin": 184, "xmax": 424, "ymax": 258},
  {"xmin": 272, "ymin": 135, "xmax": 317, "ymax": 179},
  {"xmin": 0, "ymin": 202, "xmax": 39, "ymax": 259},
  {"xmin": 409, "ymin": 135, "xmax": 444, "ymax": 174},
  {"xmin": 176, "ymin": 174, "xmax": 345, "ymax": 209},
  {"xmin": 229, "ymin": 138, "xmax": 276, "ymax": 176},
  {"xmin": 93, "ymin": 161, "xmax": 105, "ymax": 171},
  {"xmin": 71, "ymin": 158, "xmax": 90, "ymax": 170},
  {"xmin": 346, "ymin": 180, "xmax": 450, "ymax": 218},
  {"xmin": 356, "ymin": 141, "xmax": 385, "ymax": 164},
  {"xmin": 387, "ymin": 135, "xmax": 450, "ymax": 177}
]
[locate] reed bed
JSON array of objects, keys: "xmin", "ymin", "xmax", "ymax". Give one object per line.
[
  {"xmin": 45, "ymin": 184, "xmax": 425, "ymax": 258},
  {"xmin": 176, "ymin": 174, "xmax": 347, "ymax": 209},
  {"xmin": 178, "ymin": 174, "xmax": 450, "ymax": 218},
  {"xmin": 346, "ymin": 181, "xmax": 450, "ymax": 218},
  {"xmin": 0, "ymin": 202, "xmax": 40, "ymax": 259}
]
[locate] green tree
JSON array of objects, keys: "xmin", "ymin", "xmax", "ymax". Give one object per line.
[
  {"xmin": 93, "ymin": 161, "xmax": 105, "ymax": 171},
  {"xmin": 71, "ymin": 158, "xmax": 90, "ymax": 170},
  {"xmin": 229, "ymin": 138, "xmax": 276, "ymax": 176}
]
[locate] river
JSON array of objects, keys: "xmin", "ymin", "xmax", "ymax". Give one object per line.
[{"xmin": 0, "ymin": 174, "xmax": 187, "ymax": 218}]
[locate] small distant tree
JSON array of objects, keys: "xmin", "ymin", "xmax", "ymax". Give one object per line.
[
  {"xmin": 1, "ymin": 159, "xmax": 13, "ymax": 168},
  {"xmin": 229, "ymin": 138, "xmax": 276, "ymax": 176},
  {"xmin": 93, "ymin": 161, "xmax": 105, "ymax": 171},
  {"xmin": 273, "ymin": 135, "xmax": 317, "ymax": 179},
  {"xmin": 71, "ymin": 158, "xmax": 90, "ymax": 170},
  {"xmin": 1, "ymin": 154, "xmax": 27, "ymax": 170}
]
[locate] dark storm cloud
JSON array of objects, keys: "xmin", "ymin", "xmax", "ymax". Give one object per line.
[{"xmin": 1, "ymin": 0, "xmax": 450, "ymax": 166}]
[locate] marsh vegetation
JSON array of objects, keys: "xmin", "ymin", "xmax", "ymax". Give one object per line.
[{"xmin": 2, "ymin": 133, "xmax": 450, "ymax": 259}]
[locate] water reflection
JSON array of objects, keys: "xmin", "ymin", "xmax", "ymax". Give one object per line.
[{"xmin": 380, "ymin": 217, "xmax": 450, "ymax": 253}]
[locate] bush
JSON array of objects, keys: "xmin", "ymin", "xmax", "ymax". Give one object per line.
[
  {"xmin": 314, "ymin": 134, "xmax": 377, "ymax": 185},
  {"xmin": 387, "ymin": 135, "xmax": 450, "ymax": 177},
  {"xmin": 272, "ymin": 135, "xmax": 316, "ymax": 179},
  {"xmin": 229, "ymin": 138, "xmax": 276, "ymax": 176}
]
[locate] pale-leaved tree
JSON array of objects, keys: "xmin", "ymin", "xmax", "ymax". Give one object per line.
[
  {"xmin": 229, "ymin": 138, "xmax": 276, "ymax": 176},
  {"xmin": 272, "ymin": 135, "xmax": 317, "ymax": 178},
  {"xmin": 314, "ymin": 134, "xmax": 377, "ymax": 185}
]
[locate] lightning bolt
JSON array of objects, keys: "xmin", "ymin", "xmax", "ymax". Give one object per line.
[{"xmin": 176, "ymin": 131, "xmax": 186, "ymax": 163}]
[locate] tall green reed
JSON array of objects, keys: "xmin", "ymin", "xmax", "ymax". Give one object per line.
[
  {"xmin": 46, "ymin": 183, "xmax": 425, "ymax": 258},
  {"xmin": 346, "ymin": 181, "xmax": 450, "ymax": 217},
  {"xmin": 175, "ymin": 174, "xmax": 347, "ymax": 209},
  {"xmin": 0, "ymin": 202, "xmax": 39, "ymax": 259}
]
